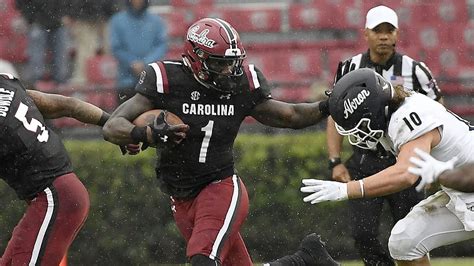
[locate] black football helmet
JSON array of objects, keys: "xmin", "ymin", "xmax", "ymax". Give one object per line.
[
  {"xmin": 329, "ymin": 68, "xmax": 394, "ymax": 150},
  {"xmin": 183, "ymin": 18, "xmax": 246, "ymax": 93}
]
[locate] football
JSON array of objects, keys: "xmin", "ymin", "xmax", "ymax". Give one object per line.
[{"xmin": 133, "ymin": 109, "xmax": 184, "ymax": 127}]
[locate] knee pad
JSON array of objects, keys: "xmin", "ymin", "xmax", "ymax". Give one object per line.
[
  {"xmin": 388, "ymin": 218, "xmax": 427, "ymax": 261},
  {"xmin": 190, "ymin": 254, "xmax": 220, "ymax": 266}
]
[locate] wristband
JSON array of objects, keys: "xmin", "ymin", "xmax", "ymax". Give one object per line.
[
  {"xmin": 328, "ymin": 157, "xmax": 342, "ymax": 169},
  {"xmin": 130, "ymin": 126, "xmax": 148, "ymax": 143},
  {"xmin": 97, "ymin": 111, "xmax": 110, "ymax": 126},
  {"xmin": 359, "ymin": 179, "xmax": 365, "ymax": 198}
]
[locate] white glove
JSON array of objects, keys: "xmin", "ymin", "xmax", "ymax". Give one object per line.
[
  {"xmin": 300, "ymin": 179, "xmax": 348, "ymax": 204},
  {"xmin": 408, "ymin": 148, "xmax": 458, "ymax": 192}
]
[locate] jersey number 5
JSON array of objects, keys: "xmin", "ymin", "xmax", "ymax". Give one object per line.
[{"xmin": 15, "ymin": 102, "xmax": 49, "ymax": 142}]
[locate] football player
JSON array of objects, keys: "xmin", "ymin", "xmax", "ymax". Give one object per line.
[
  {"xmin": 301, "ymin": 69, "xmax": 474, "ymax": 265},
  {"xmin": 103, "ymin": 18, "xmax": 331, "ymax": 265},
  {"xmin": 408, "ymin": 148, "xmax": 474, "ymax": 193},
  {"xmin": 0, "ymin": 73, "xmax": 120, "ymax": 265}
]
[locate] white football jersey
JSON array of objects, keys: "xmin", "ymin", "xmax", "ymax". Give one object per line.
[{"xmin": 388, "ymin": 93, "xmax": 474, "ymax": 230}]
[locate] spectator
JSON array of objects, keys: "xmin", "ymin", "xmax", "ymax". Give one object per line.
[
  {"xmin": 15, "ymin": 0, "xmax": 72, "ymax": 85},
  {"xmin": 109, "ymin": 0, "xmax": 168, "ymax": 103},
  {"xmin": 325, "ymin": 5, "xmax": 442, "ymax": 266},
  {"xmin": 69, "ymin": 0, "xmax": 119, "ymax": 85}
]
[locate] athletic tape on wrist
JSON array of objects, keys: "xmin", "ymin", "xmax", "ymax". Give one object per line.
[{"xmin": 359, "ymin": 179, "xmax": 365, "ymax": 198}]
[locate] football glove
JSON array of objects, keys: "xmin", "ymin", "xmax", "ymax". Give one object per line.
[
  {"xmin": 408, "ymin": 148, "xmax": 458, "ymax": 192},
  {"xmin": 300, "ymin": 179, "xmax": 348, "ymax": 204},
  {"xmin": 148, "ymin": 112, "xmax": 188, "ymax": 147},
  {"xmin": 334, "ymin": 61, "xmax": 356, "ymax": 85},
  {"xmin": 119, "ymin": 143, "xmax": 141, "ymax": 155}
]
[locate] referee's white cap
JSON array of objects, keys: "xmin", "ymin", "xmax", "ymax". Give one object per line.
[{"xmin": 365, "ymin": 5, "xmax": 398, "ymax": 29}]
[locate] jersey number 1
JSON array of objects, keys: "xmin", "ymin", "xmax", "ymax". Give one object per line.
[
  {"xmin": 199, "ymin": 120, "xmax": 214, "ymax": 163},
  {"xmin": 15, "ymin": 102, "xmax": 49, "ymax": 142}
]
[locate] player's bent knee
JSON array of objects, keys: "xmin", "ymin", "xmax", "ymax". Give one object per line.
[
  {"xmin": 388, "ymin": 223, "xmax": 426, "ymax": 261},
  {"xmin": 190, "ymin": 254, "xmax": 220, "ymax": 266}
]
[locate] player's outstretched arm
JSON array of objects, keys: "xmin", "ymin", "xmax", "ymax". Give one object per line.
[
  {"xmin": 408, "ymin": 148, "xmax": 473, "ymax": 192},
  {"xmin": 250, "ymin": 98, "xmax": 329, "ymax": 129},
  {"xmin": 27, "ymin": 90, "xmax": 109, "ymax": 126},
  {"xmin": 438, "ymin": 163, "xmax": 474, "ymax": 192}
]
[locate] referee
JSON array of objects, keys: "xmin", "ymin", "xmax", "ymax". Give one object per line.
[{"xmin": 326, "ymin": 5, "xmax": 442, "ymax": 266}]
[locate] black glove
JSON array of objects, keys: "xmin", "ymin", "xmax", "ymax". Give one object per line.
[
  {"xmin": 319, "ymin": 99, "xmax": 329, "ymax": 117},
  {"xmin": 150, "ymin": 112, "xmax": 171, "ymax": 144},
  {"xmin": 148, "ymin": 112, "xmax": 188, "ymax": 147},
  {"xmin": 334, "ymin": 61, "xmax": 356, "ymax": 85}
]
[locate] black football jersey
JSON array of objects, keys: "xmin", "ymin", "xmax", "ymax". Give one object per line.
[
  {"xmin": 0, "ymin": 75, "xmax": 72, "ymax": 200},
  {"xmin": 136, "ymin": 60, "xmax": 271, "ymax": 198}
]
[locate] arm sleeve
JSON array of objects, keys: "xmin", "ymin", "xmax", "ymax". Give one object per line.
[{"xmin": 412, "ymin": 61, "xmax": 442, "ymax": 101}]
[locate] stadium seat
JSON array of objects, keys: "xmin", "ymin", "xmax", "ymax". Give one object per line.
[
  {"xmin": 155, "ymin": 8, "xmax": 192, "ymax": 38},
  {"xmin": 411, "ymin": 0, "xmax": 469, "ymax": 25},
  {"xmin": 271, "ymin": 85, "xmax": 312, "ymax": 103},
  {"xmin": 169, "ymin": 0, "xmax": 214, "ymax": 8},
  {"xmin": 326, "ymin": 49, "xmax": 358, "ymax": 74},
  {"xmin": 288, "ymin": 3, "xmax": 340, "ymax": 30},
  {"xmin": 0, "ymin": 33, "xmax": 27, "ymax": 63},
  {"xmin": 246, "ymin": 49, "xmax": 322, "ymax": 83},
  {"xmin": 165, "ymin": 44, "xmax": 184, "ymax": 61},
  {"xmin": 86, "ymin": 54, "xmax": 117, "ymax": 85},
  {"xmin": 194, "ymin": 5, "xmax": 283, "ymax": 33}
]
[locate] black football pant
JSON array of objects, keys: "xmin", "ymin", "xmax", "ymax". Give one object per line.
[{"xmin": 347, "ymin": 167, "xmax": 422, "ymax": 266}]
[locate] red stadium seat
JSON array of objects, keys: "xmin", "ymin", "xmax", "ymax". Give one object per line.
[
  {"xmin": 246, "ymin": 49, "xmax": 322, "ymax": 83},
  {"xmin": 411, "ymin": 0, "xmax": 468, "ymax": 25},
  {"xmin": 155, "ymin": 8, "xmax": 193, "ymax": 38},
  {"xmin": 459, "ymin": 23, "xmax": 474, "ymax": 49},
  {"xmin": 407, "ymin": 23, "xmax": 455, "ymax": 51},
  {"xmin": 288, "ymin": 3, "xmax": 340, "ymax": 30},
  {"xmin": 0, "ymin": 33, "xmax": 27, "ymax": 63},
  {"xmin": 165, "ymin": 44, "xmax": 184, "ymax": 61},
  {"xmin": 170, "ymin": 0, "xmax": 214, "ymax": 8},
  {"xmin": 86, "ymin": 54, "xmax": 117, "ymax": 85},
  {"xmin": 194, "ymin": 5, "xmax": 283, "ymax": 33},
  {"xmin": 272, "ymin": 86, "xmax": 312, "ymax": 102},
  {"xmin": 326, "ymin": 49, "xmax": 358, "ymax": 74}
]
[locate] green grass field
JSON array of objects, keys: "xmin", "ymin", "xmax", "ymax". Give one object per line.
[{"xmin": 341, "ymin": 258, "xmax": 474, "ymax": 266}]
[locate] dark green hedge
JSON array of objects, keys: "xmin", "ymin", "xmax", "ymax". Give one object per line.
[{"xmin": 1, "ymin": 133, "xmax": 472, "ymax": 264}]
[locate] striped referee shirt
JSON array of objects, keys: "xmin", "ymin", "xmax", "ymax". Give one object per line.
[{"xmin": 334, "ymin": 51, "xmax": 442, "ymax": 101}]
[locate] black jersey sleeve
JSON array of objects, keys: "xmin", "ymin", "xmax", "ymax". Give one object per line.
[
  {"xmin": 135, "ymin": 63, "xmax": 167, "ymax": 104},
  {"xmin": 246, "ymin": 65, "xmax": 272, "ymax": 107}
]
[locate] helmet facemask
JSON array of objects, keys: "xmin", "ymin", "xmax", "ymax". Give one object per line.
[
  {"xmin": 335, "ymin": 118, "xmax": 385, "ymax": 150},
  {"xmin": 193, "ymin": 47, "xmax": 245, "ymax": 93}
]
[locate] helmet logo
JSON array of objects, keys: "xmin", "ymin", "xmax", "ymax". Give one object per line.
[
  {"xmin": 187, "ymin": 26, "xmax": 216, "ymax": 48},
  {"xmin": 343, "ymin": 89, "xmax": 370, "ymax": 119}
]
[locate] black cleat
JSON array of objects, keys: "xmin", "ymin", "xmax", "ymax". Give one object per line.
[
  {"xmin": 298, "ymin": 233, "xmax": 340, "ymax": 266},
  {"xmin": 264, "ymin": 234, "xmax": 340, "ymax": 266}
]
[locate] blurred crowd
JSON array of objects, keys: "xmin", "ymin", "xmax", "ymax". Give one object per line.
[{"xmin": 4, "ymin": 0, "xmax": 168, "ymax": 92}]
